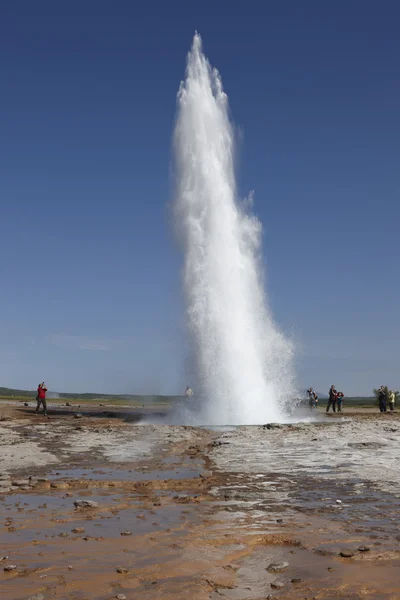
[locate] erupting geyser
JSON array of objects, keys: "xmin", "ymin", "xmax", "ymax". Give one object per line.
[{"xmin": 173, "ymin": 34, "xmax": 295, "ymax": 425}]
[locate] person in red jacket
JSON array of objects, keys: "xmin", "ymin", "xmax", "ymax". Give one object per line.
[{"xmin": 35, "ymin": 382, "xmax": 48, "ymax": 416}]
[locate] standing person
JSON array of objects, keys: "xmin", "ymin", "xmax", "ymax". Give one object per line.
[
  {"xmin": 388, "ymin": 390, "xmax": 395, "ymax": 412},
  {"xmin": 326, "ymin": 385, "xmax": 337, "ymax": 413},
  {"xmin": 185, "ymin": 385, "xmax": 193, "ymax": 400},
  {"xmin": 307, "ymin": 387, "xmax": 318, "ymax": 409},
  {"xmin": 337, "ymin": 392, "xmax": 344, "ymax": 413},
  {"xmin": 378, "ymin": 386, "xmax": 387, "ymax": 413},
  {"xmin": 35, "ymin": 382, "xmax": 48, "ymax": 416}
]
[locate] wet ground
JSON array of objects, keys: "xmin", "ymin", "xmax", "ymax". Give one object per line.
[{"xmin": 1, "ymin": 402, "xmax": 400, "ymax": 599}]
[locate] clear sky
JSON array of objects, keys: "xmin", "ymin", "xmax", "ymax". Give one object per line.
[{"xmin": 1, "ymin": 1, "xmax": 399, "ymax": 396}]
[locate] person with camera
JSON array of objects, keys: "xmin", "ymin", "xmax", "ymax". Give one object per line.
[
  {"xmin": 326, "ymin": 385, "xmax": 337, "ymax": 413},
  {"xmin": 35, "ymin": 382, "xmax": 48, "ymax": 416},
  {"xmin": 378, "ymin": 386, "xmax": 387, "ymax": 413}
]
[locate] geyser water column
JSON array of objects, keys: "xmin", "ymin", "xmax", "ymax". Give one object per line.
[{"xmin": 173, "ymin": 34, "xmax": 295, "ymax": 425}]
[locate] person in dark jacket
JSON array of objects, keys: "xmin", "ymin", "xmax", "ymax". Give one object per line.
[
  {"xmin": 326, "ymin": 385, "xmax": 337, "ymax": 413},
  {"xmin": 378, "ymin": 386, "xmax": 387, "ymax": 413}
]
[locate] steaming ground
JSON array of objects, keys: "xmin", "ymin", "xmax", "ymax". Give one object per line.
[{"xmin": 1, "ymin": 402, "xmax": 400, "ymax": 599}]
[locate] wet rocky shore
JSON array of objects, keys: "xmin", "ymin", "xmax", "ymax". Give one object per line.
[{"xmin": 1, "ymin": 402, "xmax": 400, "ymax": 599}]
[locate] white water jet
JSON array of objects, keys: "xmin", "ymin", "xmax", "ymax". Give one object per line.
[{"xmin": 173, "ymin": 34, "xmax": 295, "ymax": 425}]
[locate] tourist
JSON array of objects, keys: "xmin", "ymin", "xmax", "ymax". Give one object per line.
[
  {"xmin": 307, "ymin": 387, "xmax": 318, "ymax": 409},
  {"xmin": 35, "ymin": 382, "xmax": 48, "ymax": 416},
  {"xmin": 378, "ymin": 386, "xmax": 387, "ymax": 413},
  {"xmin": 337, "ymin": 392, "xmax": 344, "ymax": 412},
  {"xmin": 185, "ymin": 385, "xmax": 193, "ymax": 400},
  {"xmin": 388, "ymin": 390, "xmax": 395, "ymax": 412},
  {"xmin": 326, "ymin": 385, "xmax": 337, "ymax": 413}
]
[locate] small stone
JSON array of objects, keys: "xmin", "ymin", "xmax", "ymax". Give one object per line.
[
  {"xmin": 336, "ymin": 499, "xmax": 342, "ymax": 504},
  {"xmin": 71, "ymin": 527, "xmax": 85, "ymax": 533},
  {"xmin": 120, "ymin": 530, "xmax": 132, "ymax": 536},
  {"xmin": 116, "ymin": 595, "xmax": 127, "ymax": 600},
  {"xmin": 58, "ymin": 532, "xmax": 69, "ymax": 538},
  {"xmin": 11, "ymin": 479, "xmax": 30, "ymax": 487},
  {"xmin": 291, "ymin": 577, "xmax": 301, "ymax": 583},
  {"xmin": 74, "ymin": 413, "xmax": 83, "ymax": 419},
  {"xmin": 358, "ymin": 545, "xmax": 371, "ymax": 552},
  {"xmin": 66, "ymin": 402, "xmax": 71, "ymax": 406},
  {"xmin": 339, "ymin": 550, "xmax": 354, "ymax": 558},
  {"xmin": 276, "ymin": 518, "xmax": 283, "ymax": 523},
  {"xmin": 68, "ymin": 565, "xmax": 73, "ymax": 570},
  {"xmin": 271, "ymin": 581, "xmax": 284, "ymax": 589},
  {"xmin": 24, "ymin": 402, "xmax": 29, "ymax": 406},
  {"xmin": 50, "ymin": 482, "xmax": 70, "ymax": 490},
  {"xmin": 116, "ymin": 567, "xmax": 128, "ymax": 574},
  {"xmin": 74, "ymin": 500, "xmax": 98, "ymax": 509},
  {"xmin": 4, "ymin": 564, "xmax": 17, "ymax": 571},
  {"xmin": 267, "ymin": 561, "xmax": 289, "ymax": 573},
  {"xmin": 263, "ymin": 423, "xmax": 283, "ymax": 430}
]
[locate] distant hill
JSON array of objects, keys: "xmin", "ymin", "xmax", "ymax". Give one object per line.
[{"xmin": 0, "ymin": 386, "xmax": 181, "ymax": 403}]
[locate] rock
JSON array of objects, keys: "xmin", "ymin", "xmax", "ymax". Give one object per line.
[
  {"xmin": 263, "ymin": 423, "xmax": 283, "ymax": 430},
  {"xmin": 74, "ymin": 500, "xmax": 98, "ymax": 509},
  {"xmin": 358, "ymin": 545, "xmax": 371, "ymax": 552},
  {"xmin": 336, "ymin": 499, "xmax": 342, "ymax": 504},
  {"xmin": 74, "ymin": 413, "xmax": 83, "ymax": 419},
  {"xmin": 267, "ymin": 561, "xmax": 289, "ymax": 573},
  {"xmin": 121, "ymin": 530, "xmax": 132, "ymax": 536},
  {"xmin": 276, "ymin": 518, "xmax": 284, "ymax": 523},
  {"xmin": 291, "ymin": 578, "xmax": 302, "ymax": 583},
  {"xmin": 28, "ymin": 594, "xmax": 45, "ymax": 600},
  {"xmin": 339, "ymin": 550, "xmax": 354, "ymax": 558},
  {"xmin": 4, "ymin": 564, "xmax": 16, "ymax": 571},
  {"xmin": 271, "ymin": 581, "xmax": 284, "ymax": 589},
  {"xmin": 116, "ymin": 595, "xmax": 127, "ymax": 600},
  {"xmin": 71, "ymin": 527, "xmax": 85, "ymax": 533},
  {"xmin": 24, "ymin": 402, "xmax": 29, "ymax": 406},
  {"xmin": 68, "ymin": 565, "xmax": 73, "ymax": 570},
  {"xmin": 116, "ymin": 567, "xmax": 128, "ymax": 574},
  {"xmin": 11, "ymin": 479, "xmax": 30, "ymax": 487},
  {"xmin": 66, "ymin": 402, "xmax": 71, "ymax": 406},
  {"xmin": 51, "ymin": 482, "xmax": 70, "ymax": 490},
  {"xmin": 58, "ymin": 533, "xmax": 69, "ymax": 538},
  {"xmin": 349, "ymin": 442, "xmax": 386, "ymax": 449}
]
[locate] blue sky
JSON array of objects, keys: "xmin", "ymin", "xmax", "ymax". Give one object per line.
[{"xmin": 1, "ymin": 1, "xmax": 399, "ymax": 396}]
